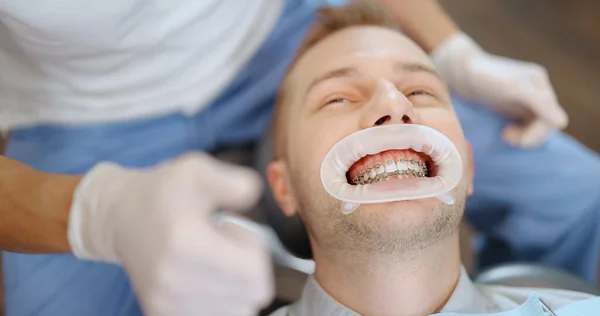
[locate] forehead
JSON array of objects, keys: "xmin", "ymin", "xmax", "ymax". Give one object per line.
[{"xmin": 291, "ymin": 26, "xmax": 434, "ymax": 82}]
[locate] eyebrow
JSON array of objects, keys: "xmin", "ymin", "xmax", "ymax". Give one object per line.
[
  {"xmin": 305, "ymin": 67, "xmax": 361, "ymax": 95},
  {"xmin": 395, "ymin": 63, "xmax": 442, "ymax": 81},
  {"xmin": 305, "ymin": 62, "xmax": 442, "ymax": 95}
]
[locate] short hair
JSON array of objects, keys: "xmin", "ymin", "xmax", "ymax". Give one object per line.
[{"xmin": 271, "ymin": 0, "xmax": 398, "ymax": 159}]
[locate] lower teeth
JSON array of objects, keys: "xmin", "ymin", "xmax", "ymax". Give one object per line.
[{"xmin": 352, "ymin": 168, "xmax": 427, "ymax": 185}]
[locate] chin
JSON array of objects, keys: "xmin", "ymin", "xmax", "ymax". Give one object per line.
[
  {"xmin": 358, "ymin": 197, "xmax": 443, "ymax": 213},
  {"xmin": 345, "ymin": 198, "xmax": 445, "ymax": 230}
]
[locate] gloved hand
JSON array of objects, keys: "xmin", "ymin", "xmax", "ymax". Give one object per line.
[
  {"xmin": 68, "ymin": 152, "xmax": 273, "ymax": 316},
  {"xmin": 431, "ymin": 32, "xmax": 568, "ymax": 148}
]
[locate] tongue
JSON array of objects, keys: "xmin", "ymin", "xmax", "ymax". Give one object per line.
[{"xmin": 347, "ymin": 149, "xmax": 428, "ymax": 181}]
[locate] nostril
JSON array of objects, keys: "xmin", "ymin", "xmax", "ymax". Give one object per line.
[
  {"xmin": 402, "ymin": 115, "xmax": 411, "ymax": 123},
  {"xmin": 374, "ymin": 115, "xmax": 390, "ymax": 126}
]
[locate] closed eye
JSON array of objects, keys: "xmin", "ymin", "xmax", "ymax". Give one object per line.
[
  {"xmin": 325, "ymin": 98, "xmax": 350, "ymax": 105},
  {"xmin": 406, "ymin": 90, "xmax": 430, "ymax": 97}
]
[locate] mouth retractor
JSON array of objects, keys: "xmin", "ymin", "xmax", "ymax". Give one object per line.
[{"xmin": 320, "ymin": 124, "xmax": 463, "ymax": 214}]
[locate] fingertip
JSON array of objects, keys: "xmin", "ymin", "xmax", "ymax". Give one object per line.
[
  {"xmin": 501, "ymin": 124, "xmax": 524, "ymax": 147},
  {"xmin": 192, "ymin": 158, "xmax": 263, "ymax": 211},
  {"xmin": 527, "ymin": 95, "xmax": 568, "ymax": 130},
  {"xmin": 224, "ymin": 168, "xmax": 264, "ymax": 212},
  {"xmin": 541, "ymin": 102, "xmax": 569, "ymax": 129},
  {"xmin": 520, "ymin": 121, "xmax": 553, "ymax": 148},
  {"xmin": 553, "ymin": 107, "xmax": 569, "ymax": 129}
]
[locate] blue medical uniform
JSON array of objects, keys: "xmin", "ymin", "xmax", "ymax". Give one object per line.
[
  {"xmin": 456, "ymin": 97, "xmax": 600, "ymax": 282},
  {"xmin": 3, "ymin": 0, "xmax": 600, "ymax": 315}
]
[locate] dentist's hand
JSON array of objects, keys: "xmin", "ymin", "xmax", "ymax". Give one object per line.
[
  {"xmin": 68, "ymin": 152, "xmax": 273, "ymax": 316},
  {"xmin": 432, "ymin": 32, "xmax": 568, "ymax": 148}
]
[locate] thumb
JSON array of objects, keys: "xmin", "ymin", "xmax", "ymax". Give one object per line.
[
  {"xmin": 502, "ymin": 119, "xmax": 554, "ymax": 148},
  {"xmin": 174, "ymin": 152, "xmax": 264, "ymax": 213},
  {"xmin": 205, "ymin": 161, "xmax": 263, "ymax": 213}
]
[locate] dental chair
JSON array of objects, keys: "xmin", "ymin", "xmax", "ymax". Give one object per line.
[{"xmin": 251, "ymin": 133, "xmax": 600, "ymax": 314}]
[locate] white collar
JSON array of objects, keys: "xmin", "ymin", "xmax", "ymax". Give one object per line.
[{"xmin": 285, "ymin": 266, "xmax": 543, "ymax": 315}]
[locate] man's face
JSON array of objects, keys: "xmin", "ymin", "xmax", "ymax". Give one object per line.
[{"xmin": 268, "ymin": 26, "xmax": 473, "ymax": 255}]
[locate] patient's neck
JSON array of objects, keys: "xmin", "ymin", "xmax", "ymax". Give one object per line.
[{"xmin": 313, "ymin": 232, "xmax": 461, "ymax": 316}]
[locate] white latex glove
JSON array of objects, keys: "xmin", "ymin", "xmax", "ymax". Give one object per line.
[
  {"xmin": 68, "ymin": 152, "xmax": 273, "ymax": 316},
  {"xmin": 431, "ymin": 32, "xmax": 568, "ymax": 147}
]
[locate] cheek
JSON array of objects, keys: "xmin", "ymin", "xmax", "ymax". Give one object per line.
[
  {"xmin": 296, "ymin": 116, "xmax": 358, "ymax": 171},
  {"xmin": 288, "ymin": 129, "xmax": 332, "ymax": 186}
]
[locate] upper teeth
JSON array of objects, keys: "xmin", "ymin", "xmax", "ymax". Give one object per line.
[{"xmin": 351, "ymin": 159, "xmax": 428, "ymax": 185}]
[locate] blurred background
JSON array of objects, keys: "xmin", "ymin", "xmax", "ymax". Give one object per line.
[{"xmin": 439, "ymin": 0, "xmax": 600, "ymax": 151}]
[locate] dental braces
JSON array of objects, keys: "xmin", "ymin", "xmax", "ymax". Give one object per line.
[{"xmin": 352, "ymin": 159, "xmax": 428, "ymax": 185}]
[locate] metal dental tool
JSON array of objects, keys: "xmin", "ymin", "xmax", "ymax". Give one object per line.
[
  {"xmin": 214, "ymin": 212, "xmax": 315, "ymax": 275},
  {"xmin": 539, "ymin": 299, "xmax": 558, "ymax": 316}
]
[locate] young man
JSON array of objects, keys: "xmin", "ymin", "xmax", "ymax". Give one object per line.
[{"xmin": 266, "ymin": 3, "xmax": 596, "ymax": 314}]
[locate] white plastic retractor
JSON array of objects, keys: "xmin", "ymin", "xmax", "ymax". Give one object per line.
[{"xmin": 320, "ymin": 125, "xmax": 463, "ymax": 214}]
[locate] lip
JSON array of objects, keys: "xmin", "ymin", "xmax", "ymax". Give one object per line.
[{"xmin": 320, "ymin": 124, "xmax": 463, "ymax": 204}]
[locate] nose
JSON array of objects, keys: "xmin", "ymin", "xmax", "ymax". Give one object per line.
[{"xmin": 359, "ymin": 80, "xmax": 416, "ymax": 129}]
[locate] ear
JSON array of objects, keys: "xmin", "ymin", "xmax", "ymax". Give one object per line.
[
  {"xmin": 266, "ymin": 160, "xmax": 299, "ymax": 217},
  {"xmin": 465, "ymin": 142, "xmax": 475, "ymax": 196}
]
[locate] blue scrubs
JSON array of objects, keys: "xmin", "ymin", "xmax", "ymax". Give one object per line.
[
  {"xmin": 455, "ymin": 97, "xmax": 600, "ymax": 282},
  {"xmin": 3, "ymin": 0, "xmax": 600, "ymax": 315}
]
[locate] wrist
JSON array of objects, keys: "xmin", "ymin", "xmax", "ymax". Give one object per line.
[
  {"xmin": 431, "ymin": 32, "xmax": 483, "ymax": 64},
  {"xmin": 430, "ymin": 32, "xmax": 483, "ymax": 87},
  {"xmin": 0, "ymin": 166, "xmax": 80, "ymax": 253},
  {"xmin": 68, "ymin": 162, "xmax": 132, "ymax": 263},
  {"xmin": 44, "ymin": 173, "xmax": 81, "ymax": 253},
  {"xmin": 421, "ymin": 25, "xmax": 461, "ymax": 53},
  {"xmin": 377, "ymin": 0, "xmax": 461, "ymax": 53}
]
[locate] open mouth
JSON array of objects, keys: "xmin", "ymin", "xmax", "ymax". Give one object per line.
[
  {"xmin": 346, "ymin": 149, "xmax": 437, "ymax": 185},
  {"xmin": 320, "ymin": 124, "xmax": 463, "ymax": 205}
]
